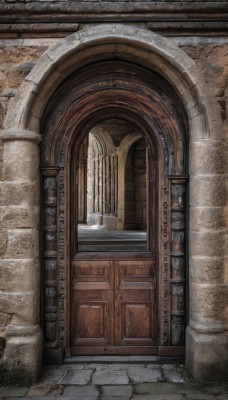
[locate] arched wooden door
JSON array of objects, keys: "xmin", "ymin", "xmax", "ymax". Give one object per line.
[
  {"xmin": 41, "ymin": 59, "xmax": 188, "ymax": 359},
  {"xmin": 70, "ymin": 124, "xmax": 157, "ymax": 355}
]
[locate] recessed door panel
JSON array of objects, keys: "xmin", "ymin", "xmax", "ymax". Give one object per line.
[
  {"xmin": 115, "ymin": 260, "xmax": 156, "ymax": 347},
  {"xmin": 71, "ymin": 260, "xmax": 114, "ymax": 348}
]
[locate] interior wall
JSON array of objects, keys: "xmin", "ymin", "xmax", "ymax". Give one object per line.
[{"xmin": 124, "ymin": 138, "xmax": 147, "ymax": 230}]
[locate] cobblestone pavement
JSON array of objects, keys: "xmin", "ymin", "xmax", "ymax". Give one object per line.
[{"xmin": 0, "ymin": 361, "xmax": 228, "ymax": 399}]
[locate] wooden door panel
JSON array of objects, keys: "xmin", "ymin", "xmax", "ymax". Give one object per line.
[
  {"xmin": 115, "ymin": 259, "xmax": 156, "ymax": 347},
  {"xmin": 123, "ymin": 303, "xmax": 153, "ymax": 343},
  {"xmin": 71, "ymin": 260, "xmax": 114, "ymax": 348},
  {"xmin": 72, "ymin": 298, "xmax": 113, "ymax": 346},
  {"xmin": 72, "ymin": 260, "xmax": 113, "ymax": 290},
  {"xmin": 118, "ymin": 260, "xmax": 156, "ymax": 287}
]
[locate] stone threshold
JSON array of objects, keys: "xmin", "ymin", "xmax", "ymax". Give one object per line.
[{"xmin": 64, "ymin": 355, "xmax": 185, "ymax": 364}]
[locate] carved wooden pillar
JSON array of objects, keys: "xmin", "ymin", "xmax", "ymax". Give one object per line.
[
  {"xmin": 114, "ymin": 154, "xmax": 118, "ymax": 216},
  {"xmin": 169, "ymin": 176, "xmax": 188, "ymax": 346},
  {"xmin": 41, "ymin": 167, "xmax": 59, "ymax": 351},
  {"xmin": 160, "ymin": 181, "xmax": 169, "ymax": 345}
]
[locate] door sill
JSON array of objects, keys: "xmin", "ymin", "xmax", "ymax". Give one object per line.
[
  {"xmin": 64, "ymin": 353, "xmax": 185, "ymax": 364},
  {"xmin": 70, "ymin": 346, "xmax": 185, "ymax": 357}
]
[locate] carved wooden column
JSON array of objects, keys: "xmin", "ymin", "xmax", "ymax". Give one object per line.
[
  {"xmin": 41, "ymin": 167, "xmax": 59, "ymax": 356},
  {"xmin": 160, "ymin": 180, "xmax": 169, "ymax": 346},
  {"xmin": 169, "ymin": 176, "xmax": 188, "ymax": 346}
]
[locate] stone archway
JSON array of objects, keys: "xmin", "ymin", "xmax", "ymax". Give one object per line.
[
  {"xmin": 41, "ymin": 58, "xmax": 188, "ymax": 357},
  {"xmin": 0, "ymin": 25, "xmax": 226, "ymax": 382}
]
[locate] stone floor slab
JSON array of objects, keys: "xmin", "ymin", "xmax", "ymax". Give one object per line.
[
  {"xmin": 0, "ymin": 386, "xmax": 29, "ymax": 397},
  {"xmin": 127, "ymin": 367, "xmax": 162, "ymax": 383},
  {"xmin": 102, "ymin": 385, "xmax": 133, "ymax": 397},
  {"xmin": 202, "ymin": 385, "xmax": 228, "ymax": 394},
  {"xmin": 27, "ymin": 384, "xmax": 63, "ymax": 397},
  {"xmin": 132, "ymin": 395, "xmax": 186, "ymax": 400},
  {"xmin": 85, "ymin": 363, "xmax": 108, "ymax": 370},
  {"xmin": 39, "ymin": 369, "xmax": 66, "ymax": 384},
  {"xmin": 58, "ymin": 364, "xmax": 85, "ymax": 370},
  {"xmin": 63, "ymin": 385, "xmax": 99, "ymax": 397},
  {"xmin": 162, "ymin": 364, "xmax": 180, "ymax": 371},
  {"xmin": 102, "ymin": 397, "xmax": 130, "ymax": 400},
  {"xmin": 92, "ymin": 369, "xmax": 129, "ymax": 385},
  {"xmin": 185, "ymin": 395, "xmax": 228, "ymax": 400},
  {"xmin": 9, "ymin": 398, "xmax": 97, "ymax": 400},
  {"xmin": 146, "ymin": 364, "xmax": 161, "ymax": 370},
  {"xmin": 162, "ymin": 370, "xmax": 186, "ymax": 383},
  {"xmin": 58, "ymin": 369, "xmax": 93, "ymax": 385},
  {"xmin": 134, "ymin": 383, "xmax": 203, "ymax": 394}
]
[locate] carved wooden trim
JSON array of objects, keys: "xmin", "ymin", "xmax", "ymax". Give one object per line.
[
  {"xmin": 41, "ymin": 167, "xmax": 59, "ymax": 349},
  {"xmin": 159, "ymin": 179, "xmax": 170, "ymax": 346},
  {"xmin": 169, "ymin": 176, "xmax": 189, "ymax": 346}
]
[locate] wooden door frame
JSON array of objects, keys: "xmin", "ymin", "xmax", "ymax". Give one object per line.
[{"xmin": 40, "ymin": 59, "xmax": 189, "ymax": 362}]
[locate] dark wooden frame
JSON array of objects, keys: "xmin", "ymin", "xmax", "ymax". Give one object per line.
[{"xmin": 40, "ymin": 58, "xmax": 188, "ymax": 362}]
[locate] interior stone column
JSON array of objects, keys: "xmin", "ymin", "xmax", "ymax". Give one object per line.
[
  {"xmin": 186, "ymin": 137, "xmax": 228, "ymax": 381},
  {"xmin": 0, "ymin": 129, "xmax": 42, "ymax": 384}
]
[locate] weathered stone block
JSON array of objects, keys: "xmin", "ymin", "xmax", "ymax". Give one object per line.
[
  {"xmin": 189, "ymin": 113, "xmax": 208, "ymax": 139},
  {"xmin": 0, "ymin": 311, "xmax": 12, "ymax": 329},
  {"xmin": 5, "ymin": 80, "xmax": 37, "ymax": 130},
  {"xmin": 4, "ymin": 327, "xmax": 42, "ymax": 384},
  {"xmin": 0, "ymin": 140, "xmax": 3, "ymax": 180},
  {"xmin": 0, "ymin": 289, "xmax": 39, "ymax": 324},
  {"xmin": 225, "ymin": 233, "xmax": 228, "ymax": 256},
  {"xmin": 225, "ymin": 257, "xmax": 228, "ymax": 284},
  {"xmin": 5, "ymin": 228, "xmax": 39, "ymax": 259},
  {"xmin": 186, "ymin": 327, "xmax": 228, "ymax": 382},
  {"xmin": 190, "ymin": 206, "xmax": 225, "ymax": 231},
  {"xmin": 189, "ymin": 256, "xmax": 224, "ymax": 284},
  {"xmin": 0, "ymin": 206, "xmax": 39, "ymax": 228},
  {"xmin": 190, "ymin": 140, "xmax": 227, "ymax": 175},
  {"xmin": 0, "ymin": 259, "xmax": 39, "ymax": 292},
  {"xmin": 190, "ymin": 282, "xmax": 226, "ymax": 320},
  {"xmin": 189, "ymin": 176, "xmax": 226, "ymax": 207},
  {"xmin": 0, "ymin": 181, "xmax": 39, "ymax": 206},
  {"xmin": 3, "ymin": 141, "xmax": 38, "ymax": 181},
  {"xmin": 189, "ymin": 229, "xmax": 225, "ymax": 257},
  {"xmin": 0, "ymin": 228, "xmax": 7, "ymax": 255}
]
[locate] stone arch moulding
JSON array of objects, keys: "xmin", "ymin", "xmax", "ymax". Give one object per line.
[{"xmin": 0, "ymin": 25, "xmax": 226, "ymax": 383}]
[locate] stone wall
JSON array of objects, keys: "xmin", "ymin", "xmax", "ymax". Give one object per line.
[{"xmin": 0, "ymin": 24, "xmax": 227, "ymax": 383}]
